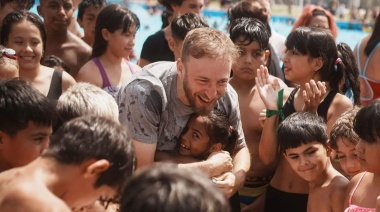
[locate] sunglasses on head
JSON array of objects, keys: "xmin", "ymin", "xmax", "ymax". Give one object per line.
[{"xmin": 0, "ymin": 48, "xmax": 18, "ymax": 60}]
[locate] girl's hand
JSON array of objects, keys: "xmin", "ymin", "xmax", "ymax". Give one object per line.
[
  {"xmin": 302, "ymin": 80, "xmax": 326, "ymax": 113},
  {"xmin": 256, "ymin": 65, "xmax": 281, "ymax": 110}
]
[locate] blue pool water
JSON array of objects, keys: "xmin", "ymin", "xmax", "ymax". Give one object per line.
[{"xmin": 30, "ymin": 2, "xmax": 369, "ymax": 61}]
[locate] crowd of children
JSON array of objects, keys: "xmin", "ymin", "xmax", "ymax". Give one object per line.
[{"xmin": 1, "ymin": 0, "xmax": 380, "ymax": 211}]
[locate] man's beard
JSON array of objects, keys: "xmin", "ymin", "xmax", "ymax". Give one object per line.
[{"xmin": 183, "ymin": 76, "xmax": 215, "ymax": 116}]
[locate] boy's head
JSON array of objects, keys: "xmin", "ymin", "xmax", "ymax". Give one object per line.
[
  {"xmin": 57, "ymin": 82, "xmax": 119, "ymax": 124},
  {"xmin": 279, "ymin": 112, "xmax": 331, "ymax": 182},
  {"xmin": 330, "ymin": 107, "xmax": 362, "ymax": 178},
  {"xmin": 229, "ymin": 17, "xmax": 270, "ymax": 80},
  {"xmin": 0, "ymin": 0, "xmax": 34, "ymax": 27},
  {"xmin": 0, "ymin": 79, "xmax": 55, "ymax": 170},
  {"xmin": 37, "ymin": 0, "xmax": 74, "ymax": 32},
  {"xmin": 42, "ymin": 116, "xmax": 135, "ymax": 203},
  {"xmin": 0, "ymin": 45, "xmax": 19, "ymax": 80},
  {"xmin": 120, "ymin": 163, "xmax": 230, "ymax": 212},
  {"xmin": 169, "ymin": 13, "xmax": 209, "ymax": 60},
  {"xmin": 77, "ymin": 0, "xmax": 106, "ymax": 44}
]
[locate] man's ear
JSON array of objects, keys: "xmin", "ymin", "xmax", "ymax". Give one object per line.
[
  {"xmin": 83, "ymin": 159, "xmax": 110, "ymax": 178},
  {"xmin": 177, "ymin": 58, "xmax": 184, "ymax": 78},
  {"xmin": 168, "ymin": 37, "xmax": 175, "ymax": 52},
  {"xmin": 77, "ymin": 17, "xmax": 83, "ymax": 28},
  {"xmin": 208, "ymin": 143, "xmax": 222, "ymax": 153},
  {"xmin": 326, "ymin": 139, "xmax": 333, "ymax": 157}
]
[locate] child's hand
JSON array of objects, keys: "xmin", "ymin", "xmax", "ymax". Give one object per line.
[
  {"xmin": 302, "ymin": 80, "xmax": 326, "ymax": 113},
  {"xmin": 206, "ymin": 151, "xmax": 233, "ymax": 175},
  {"xmin": 212, "ymin": 172, "xmax": 236, "ymax": 198},
  {"xmin": 256, "ymin": 65, "xmax": 281, "ymax": 110}
]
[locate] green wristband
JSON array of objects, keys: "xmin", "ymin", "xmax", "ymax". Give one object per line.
[{"xmin": 265, "ymin": 89, "xmax": 285, "ymax": 121}]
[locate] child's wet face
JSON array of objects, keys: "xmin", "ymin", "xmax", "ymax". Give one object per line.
[
  {"xmin": 284, "ymin": 141, "xmax": 330, "ymax": 183},
  {"xmin": 39, "ymin": 0, "xmax": 74, "ymax": 31},
  {"xmin": 356, "ymin": 137, "xmax": 380, "ymax": 174},
  {"xmin": 179, "ymin": 115, "xmax": 210, "ymax": 158},
  {"xmin": 6, "ymin": 20, "xmax": 44, "ymax": 71},
  {"xmin": 232, "ymin": 38, "xmax": 268, "ymax": 81},
  {"xmin": 335, "ymin": 137, "xmax": 362, "ymax": 178},
  {"xmin": 79, "ymin": 5, "xmax": 103, "ymax": 40}
]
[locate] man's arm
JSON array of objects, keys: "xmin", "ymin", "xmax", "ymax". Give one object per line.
[{"xmin": 132, "ymin": 138, "xmax": 157, "ymax": 169}]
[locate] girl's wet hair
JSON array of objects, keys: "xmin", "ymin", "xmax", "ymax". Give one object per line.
[
  {"xmin": 285, "ymin": 27, "xmax": 344, "ymax": 91},
  {"xmin": 364, "ymin": 14, "xmax": 380, "ymax": 56},
  {"xmin": 1, "ymin": 10, "xmax": 47, "ymax": 51},
  {"xmin": 91, "ymin": 4, "xmax": 140, "ymax": 58}
]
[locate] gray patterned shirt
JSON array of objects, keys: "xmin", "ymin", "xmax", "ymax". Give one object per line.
[{"xmin": 117, "ymin": 61, "xmax": 246, "ymax": 151}]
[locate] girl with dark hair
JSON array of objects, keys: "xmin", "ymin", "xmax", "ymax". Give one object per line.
[
  {"xmin": 76, "ymin": 4, "xmax": 141, "ymax": 98},
  {"xmin": 0, "ymin": 10, "xmax": 76, "ymax": 101},
  {"xmin": 354, "ymin": 14, "xmax": 380, "ymax": 105},
  {"xmin": 256, "ymin": 27, "xmax": 353, "ymax": 212}
]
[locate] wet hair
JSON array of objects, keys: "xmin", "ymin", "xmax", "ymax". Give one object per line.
[
  {"xmin": 42, "ymin": 55, "xmax": 70, "ymax": 73},
  {"xmin": 364, "ymin": 14, "xmax": 380, "ymax": 56},
  {"xmin": 120, "ymin": 163, "xmax": 230, "ymax": 212},
  {"xmin": 43, "ymin": 116, "xmax": 135, "ymax": 189},
  {"xmin": 91, "ymin": 4, "xmax": 140, "ymax": 58},
  {"xmin": 353, "ymin": 99, "xmax": 380, "ymax": 144},
  {"xmin": 0, "ymin": 0, "xmax": 34, "ymax": 10},
  {"xmin": 181, "ymin": 110, "xmax": 238, "ymax": 159},
  {"xmin": 77, "ymin": 0, "xmax": 106, "ymax": 20},
  {"xmin": 158, "ymin": 0, "xmax": 186, "ymax": 10},
  {"xmin": 337, "ymin": 43, "xmax": 361, "ymax": 106},
  {"xmin": 57, "ymin": 82, "xmax": 119, "ymax": 124},
  {"xmin": 181, "ymin": 27, "xmax": 239, "ymax": 64},
  {"xmin": 0, "ymin": 45, "xmax": 19, "ymax": 80},
  {"xmin": 278, "ymin": 112, "xmax": 327, "ymax": 153},
  {"xmin": 292, "ymin": 4, "xmax": 338, "ymax": 38},
  {"xmin": 228, "ymin": 0, "xmax": 271, "ymax": 36},
  {"xmin": 171, "ymin": 13, "xmax": 208, "ymax": 42},
  {"xmin": 285, "ymin": 27, "xmax": 344, "ymax": 91},
  {"xmin": 229, "ymin": 17, "xmax": 270, "ymax": 51},
  {"xmin": 0, "ymin": 79, "xmax": 56, "ymax": 136},
  {"xmin": 330, "ymin": 107, "xmax": 361, "ymax": 150},
  {"xmin": 1, "ymin": 10, "xmax": 47, "ymax": 51}
]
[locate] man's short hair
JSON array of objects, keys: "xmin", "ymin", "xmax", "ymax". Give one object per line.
[
  {"xmin": 330, "ymin": 107, "xmax": 361, "ymax": 150},
  {"xmin": 57, "ymin": 82, "xmax": 119, "ymax": 124},
  {"xmin": 0, "ymin": 79, "xmax": 56, "ymax": 136},
  {"xmin": 278, "ymin": 112, "xmax": 328, "ymax": 154},
  {"xmin": 42, "ymin": 116, "xmax": 135, "ymax": 189},
  {"xmin": 170, "ymin": 13, "xmax": 208, "ymax": 42},
  {"xmin": 181, "ymin": 27, "xmax": 239, "ymax": 65},
  {"xmin": 120, "ymin": 163, "xmax": 230, "ymax": 212},
  {"xmin": 0, "ymin": 0, "xmax": 34, "ymax": 10},
  {"xmin": 77, "ymin": 0, "xmax": 106, "ymax": 20}
]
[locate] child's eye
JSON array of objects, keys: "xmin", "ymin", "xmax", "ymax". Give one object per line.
[
  {"xmin": 336, "ymin": 154, "xmax": 346, "ymax": 159},
  {"xmin": 307, "ymin": 150, "xmax": 317, "ymax": 155},
  {"xmin": 289, "ymin": 155, "xmax": 299, "ymax": 160},
  {"xmin": 192, "ymin": 132, "xmax": 200, "ymax": 139}
]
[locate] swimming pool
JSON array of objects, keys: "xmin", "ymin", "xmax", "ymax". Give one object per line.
[{"xmin": 30, "ymin": 2, "xmax": 369, "ymax": 61}]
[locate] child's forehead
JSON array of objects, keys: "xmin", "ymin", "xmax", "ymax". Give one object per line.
[{"xmin": 286, "ymin": 141, "xmax": 325, "ymax": 154}]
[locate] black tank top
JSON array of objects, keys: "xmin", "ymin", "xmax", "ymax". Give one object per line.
[
  {"xmin": 47, "ymin": 69, "xmax": 62, "ymax": 101},
  {"xmin": 282, "ymin": 87, "xmax": 338, "ymax": 121}
]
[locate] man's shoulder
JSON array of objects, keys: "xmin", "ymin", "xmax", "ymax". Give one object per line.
[{"xmin": 0, "ymin": 182, "xmax": 70, "ymax": 211}]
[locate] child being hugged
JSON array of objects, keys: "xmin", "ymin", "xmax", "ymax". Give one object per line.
[
  {"xmin": 76, "ymin": 4, "xmax": 141, "ymax": 99},
  {"xmin": 279, "ymin": 112, "xmax": 349, "ymax": 212}
]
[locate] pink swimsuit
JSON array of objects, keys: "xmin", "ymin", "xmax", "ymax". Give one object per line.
[{"xmin": 344, "ymin": 172, "xmax": 376, "ymax": 212}]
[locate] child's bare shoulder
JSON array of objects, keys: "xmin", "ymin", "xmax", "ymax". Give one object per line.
[{"xmin": 0, "ymin": 182, "xmax": 70, "ymax": 211}]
